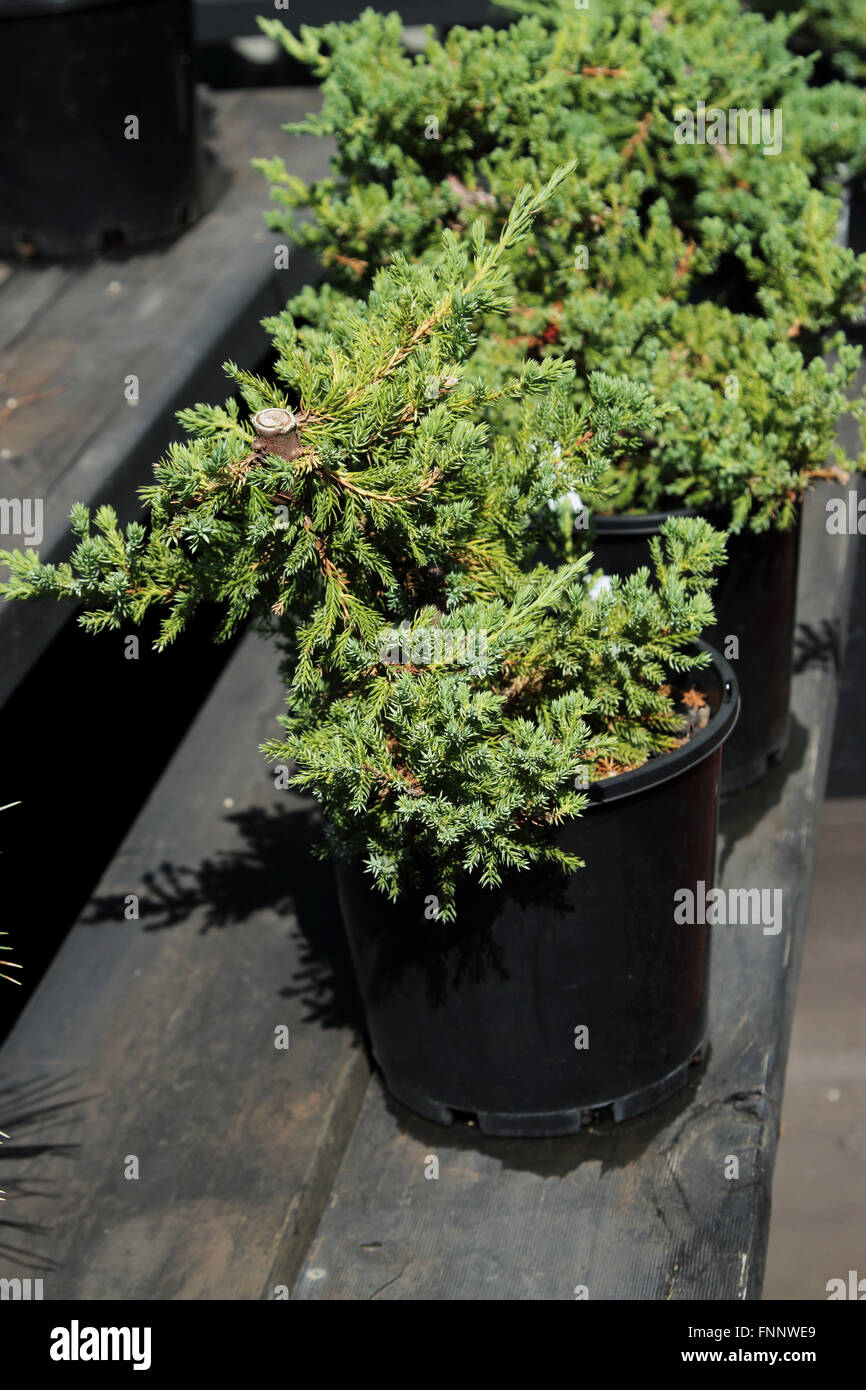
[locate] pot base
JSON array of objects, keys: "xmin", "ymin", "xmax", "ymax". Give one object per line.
[{"xmin": 379, "ymin": 1042, "xmax": 707, "ymax": 1138}]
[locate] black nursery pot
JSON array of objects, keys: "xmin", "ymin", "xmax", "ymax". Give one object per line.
[
  {"xmin": 589, "ymin": 510, "xmax": 801, "ymax": 795},
  {"xmin": 336, "ymin": 642, "xmax": 739, "ymax": 1138},
  {"xmin": 0, "ymin": 0, "xmax": 201, "ymax": 256},
  {"xmin": 847, "ymin": 176, "xmax": 866, "ymax": 258}
]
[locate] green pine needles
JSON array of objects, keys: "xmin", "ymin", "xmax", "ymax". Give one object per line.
[
  {"xmin": 0, "ymin": 173, "xmax": 727, "ymax": 917},
  {"xmin": 258, "ymin": 0, "xmax": 866, "ymax": 532}
]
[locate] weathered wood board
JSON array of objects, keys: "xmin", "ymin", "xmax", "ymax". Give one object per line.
[{"xmin": 0, "ymin": 631, "xmax": 368, "ymax": 1299}]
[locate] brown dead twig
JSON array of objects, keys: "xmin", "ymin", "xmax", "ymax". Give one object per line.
[
  {"xmin": 326, "ymin": 251, "xmax": 369, "ymax": 276},
  {"xmin": 621, "ymin": 113, "xmax": 653, "ymax": 162}
]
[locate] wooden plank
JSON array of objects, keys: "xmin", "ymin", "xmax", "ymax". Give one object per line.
[
  {"xmin": 0, "ymin": 630, "xmax": 368, "ymax": 1299},
  {"xmin": 0, "ymin": 87, "xmax": 331, "ymax": 706},
  {"xmin": 0, "ymin": 265, "xmax": 70, "ymax": 356},
  {"xmin": 292, "ymin": 479, "xmax": 858, "ymax": 1301}
]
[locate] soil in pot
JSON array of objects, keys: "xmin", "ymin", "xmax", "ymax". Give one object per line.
[
  {"xmin": 335, "ymin": 642, "xmax": 739, "ymax": 1138},
  {"xmin": 588, "ymin": 511, "xmax": 800, "ymax": 795}
]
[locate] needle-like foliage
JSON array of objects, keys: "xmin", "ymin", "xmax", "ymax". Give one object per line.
[{"xmin": 258, "ymin": 0, "xmax": 866, "ymax": 531}]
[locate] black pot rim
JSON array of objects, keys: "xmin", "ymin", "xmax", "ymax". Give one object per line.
[
  {"xmin": 591, "ymin": 501, "xmax": 803, "ymax": 536},
  {"xmin": 592, "ymin": 506, "xmax": 699, "ymax": 536},
  {"xmin": 584, "ymin": 638, "xmax": 739, "ymax": 808}
]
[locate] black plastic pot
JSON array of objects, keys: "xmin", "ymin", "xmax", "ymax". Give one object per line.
[
  {"xmin": 589, "ymin": 510, "xmax": 800, "ymax": 795},
  {"xmin": 848, "ymin": 177, "xmax": 866, "ymax": 259},
  {"xmin": 0, "ymin": 0, "xmax": 201, "ymax": 256},
  {"xmin": 335, "ymin": 642, "xmax": 739, "ymax": 1137}
]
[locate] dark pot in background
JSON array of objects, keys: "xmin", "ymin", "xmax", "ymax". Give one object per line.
[
  {"xmin": 0, "ymin": 0, "xmax": 202, "ymax": 256},
  {"xmin": 336, "ymin": 642, "xmax": 739, "ymax": 1138},
  {"xmin": 589, "ymin": 510, "xmax": 801, "ymax": 795},
  {"xmin": 847, "ymin": 176, "xmax": 866, "ymax": 259}
]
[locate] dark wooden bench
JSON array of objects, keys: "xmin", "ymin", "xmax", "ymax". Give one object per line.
[{"xmin": 0, "ymin": 474, "xmax": 858, "ymax": 1299}]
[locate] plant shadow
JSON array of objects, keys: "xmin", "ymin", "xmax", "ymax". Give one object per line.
[
  {"xmin": 80, "ymin": 803, "xmax": 364, "ymax": 1034},
  {"xmin": 0, "ymin": 1070, "xmax": 91, "ymax": 1272},
  {"xmin": 717, "ymin": 713, "xmax": 809, "ymax": 882},
  {"xmin": 793, "ymin": 617, "xmax": 845, "ymax": 675}
]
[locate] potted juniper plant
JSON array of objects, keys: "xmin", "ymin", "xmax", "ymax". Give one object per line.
[
  {"xmin": 1, "ymin": 176, "xmax": 738, "ymax": 1136},
  {"xmin": 258, "ymin": 0, "xmax": 866, "ymax": 790}
]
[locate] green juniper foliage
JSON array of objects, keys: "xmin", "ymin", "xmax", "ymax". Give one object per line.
[
  {"xmin": 258, "ymin": 0, "xmax": 866, "ymax": 532},
  {"xmin": 565, "ymin": 311, "xmax": 866, "ymax": 527},
  {"xmin": 2, "ymin": 175, "xmax": 587, "ymax": 658},
  {"xmin": 0, "ymin": 176, "xmax": 726, "ymax": 917}
]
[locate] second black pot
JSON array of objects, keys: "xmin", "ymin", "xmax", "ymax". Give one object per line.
[
  {"xmin": 588, "ymin": 510, "xmax": 801, "ymax": 795},
  {"xmin": 336, "ymin": 642, "xmax": 739, "ymax": 1137},
  {"xmin": 0, "ymin": 0, "xmax": 201, "ymax": 256}
]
